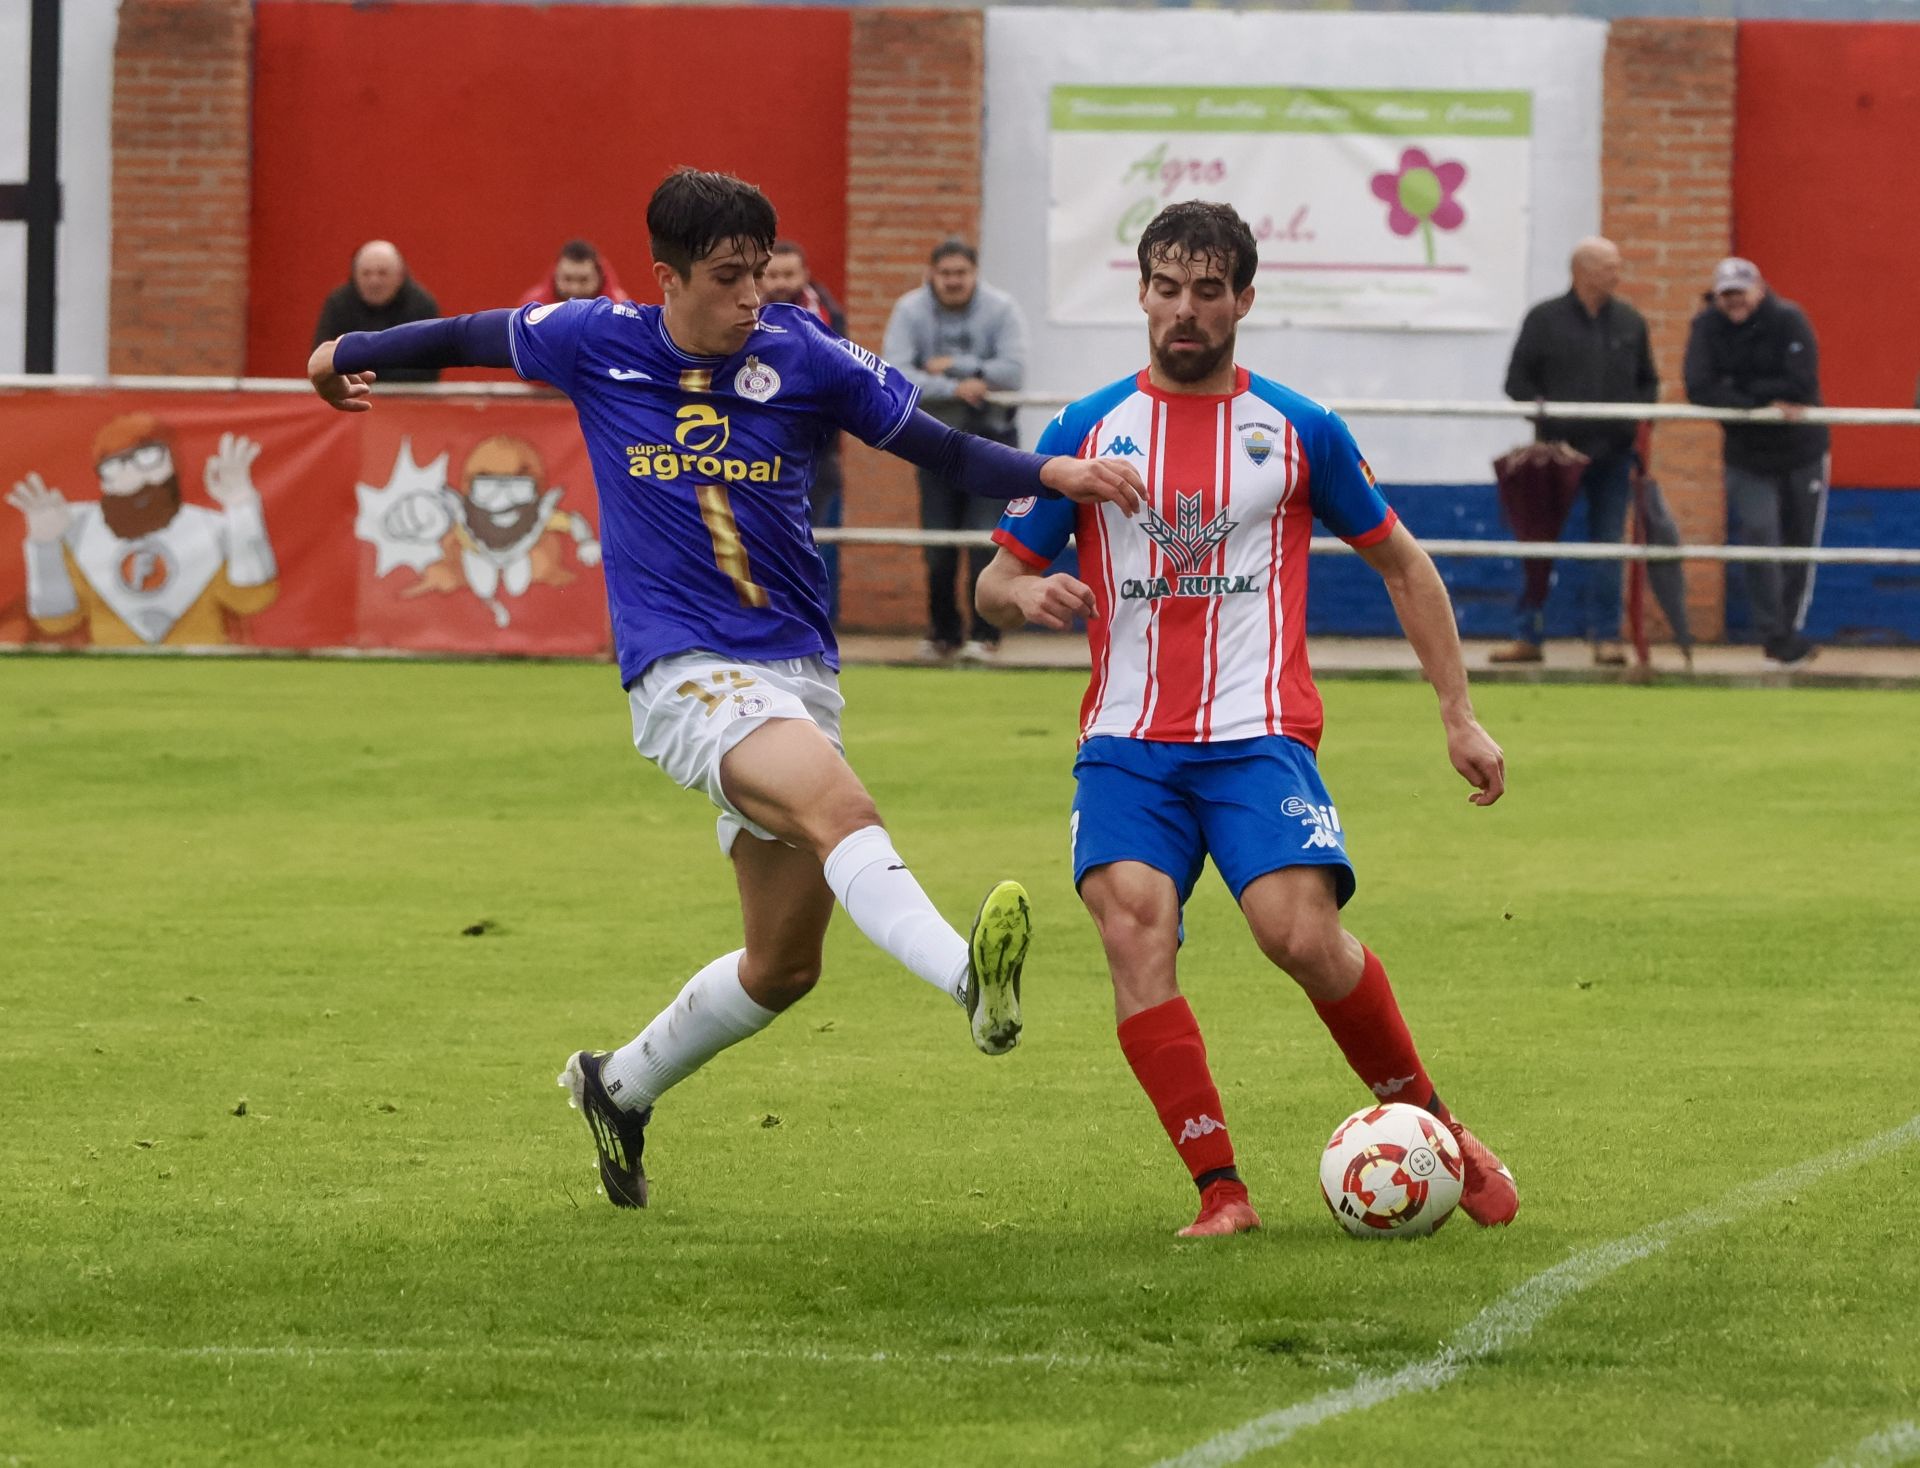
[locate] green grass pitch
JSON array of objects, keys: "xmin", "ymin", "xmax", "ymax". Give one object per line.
[{"xmin": 3, "ymin": 657, "xmax": 1917, "ymax": 1466}]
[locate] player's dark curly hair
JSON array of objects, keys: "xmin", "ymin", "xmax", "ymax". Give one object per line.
[
  {"xmin": 1136, "ymin": 201, "xmax": 1259, "ymax": 294},
  {"xmin": 647, "ymin": 168, "xmax": 779, "ymax": 278}
]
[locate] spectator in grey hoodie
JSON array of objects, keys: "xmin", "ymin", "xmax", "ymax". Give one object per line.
[{"xmin": 883, "ymin": 240, "xmax": 1029, "ymax": 663}]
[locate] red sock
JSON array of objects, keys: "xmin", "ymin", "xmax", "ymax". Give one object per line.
[
  {"xmin": 1311, "ymin": 947, "xmax": 1449, "ymax": 1120},
  {"xmin": 1117, "ymin": 996, "xmax": 1239, "ymax": 1187}
]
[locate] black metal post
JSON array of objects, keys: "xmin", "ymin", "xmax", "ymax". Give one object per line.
[{"xmin": 23, "ymin": 0, "xmax": 64, "ymax": 373}]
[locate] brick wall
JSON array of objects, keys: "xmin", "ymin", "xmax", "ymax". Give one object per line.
[
  {"xmin": 99, "ymin": 7, "xmax": 1756, "ymax": 641},
  {"xmin": 109, "ymin": 0, "xmax": 251, "ymax": 376},
  {"xmin": 1602, "ymin": 19, "xmax": 1738, "ymax": 641},
  {"xmin": 839, "ymin": 9, "xmax": 986, "ymax": 634}
]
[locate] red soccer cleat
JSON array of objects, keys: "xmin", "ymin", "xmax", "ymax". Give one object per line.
[
  {"xmin": 1447, "ymin": 1119, "xmax": 1519, "ymax": 1226},
  {"xmin": 1177, "ymin": 1180, "xmax": 1262, "ymax": 1238}
]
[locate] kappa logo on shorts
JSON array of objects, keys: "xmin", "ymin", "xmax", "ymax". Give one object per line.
[{"xmin": 1283, "ymin": 796, "xmax": 1344, "ymax": 852}]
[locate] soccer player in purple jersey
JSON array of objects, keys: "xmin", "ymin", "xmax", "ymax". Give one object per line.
[{"xmin": 307, "ymin": 169, "xmax": 1144, "ymax": 1208}]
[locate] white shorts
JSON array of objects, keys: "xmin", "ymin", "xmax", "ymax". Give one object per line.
[{"xmin": 628, "ymin": 650, "xmax": 845, "ymax": 854}]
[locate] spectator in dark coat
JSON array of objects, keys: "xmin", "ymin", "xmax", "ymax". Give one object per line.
[
  {"xmin": 311, "ymin": 241, "xmax": 442, "ymax": 382},
  {"xmin": 1494, "ymin": 236, "xmax": 1658, "ymax": 666},
  {"xmin": 1684, "ymin": 257, "xmax": 1828, "ymax": 667}
]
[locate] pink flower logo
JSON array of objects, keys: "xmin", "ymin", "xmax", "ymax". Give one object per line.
[{"xmin": 1370, "ymin": 148, "xmax": 1467, "ymax": 266}]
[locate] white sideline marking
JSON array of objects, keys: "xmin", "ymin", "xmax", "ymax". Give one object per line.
[
  {"xmin": 1817, "ymin": 1422, "xmax": 1920, "ymax": 1468},
  {"xmin": 1159, "ymin": 1113, "xmax": 1920, "ymax": 1468},
  {"xmin": 1, "ymin": 1339, "xmax": 1097, "ymax": 1373}
]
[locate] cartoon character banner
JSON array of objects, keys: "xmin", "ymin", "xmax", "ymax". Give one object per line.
[
  {"xmin": 1048, "ymin": 85, "xmax": 1533, "ymax": 331},
  {"xmin": 0, "ymin": 390, "xmax": 609, "ymax": 657}
]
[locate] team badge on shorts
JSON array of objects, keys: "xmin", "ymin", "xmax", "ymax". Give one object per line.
[
  {"xmin": 734, "ymin": 356, "xmax": 781, "ymax": 403},
  {"xmin": 1004, "ymin": 496, "xmax": 1036, "ymax": 518}
]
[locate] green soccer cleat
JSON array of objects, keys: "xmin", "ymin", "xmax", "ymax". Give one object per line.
[{"xmin": 965, "ymin": 879, "xmax": 1031, "ymax": 1056}]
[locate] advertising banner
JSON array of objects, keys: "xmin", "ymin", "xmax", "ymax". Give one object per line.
[
  {"xmin": 1049, "ymin": 85, "xmax": 1533, "ymax": 331},
  {"xmin": 0, "ymin": 389, "xmax": 610, "ymax": 657}
]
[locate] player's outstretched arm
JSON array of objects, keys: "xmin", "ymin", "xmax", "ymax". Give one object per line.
[
  {"xmin": 1356, "ymin": 522, "xmax": 1506, "ymax": 806},
  {"xmin": 975, "ymin": 546, "xmax": 1094, "ymax": 631},
  {"xmin": 886, "ymin": 411, "xmax": 1140, "ymax": 516},
  {"xmin": 307, "ymin": 310, "xmax": 518, "ymax": 411}
]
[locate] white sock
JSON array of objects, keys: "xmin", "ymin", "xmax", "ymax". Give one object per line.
[
  {"xmin": 601, "ymin": 950, "xmax": 777, "ymax": 1111},
  {"xmin": 822, "ymin": 825, "xmax": 970, "ymax": 1002}
]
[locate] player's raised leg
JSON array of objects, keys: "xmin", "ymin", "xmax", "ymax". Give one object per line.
[
  {"xmin": 1238, "ymin": 866, "xmax": 1519, "ymax": 1226},
  {"xmin": 1082, "ymin": 860, "xmax": 1259, "ymax": 1238},
  {"xmin": 722, "ymin": 715, "xmax": 1028, "ymax": 1055}
]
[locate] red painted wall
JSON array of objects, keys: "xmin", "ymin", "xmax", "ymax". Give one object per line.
[
  {"xmin": 1735, "ymin": 23, "xmax": 1920, "ymax": 488},
  {"xmin": 247, "ymin": 2, "xmax": 851, "ymax": 378}
]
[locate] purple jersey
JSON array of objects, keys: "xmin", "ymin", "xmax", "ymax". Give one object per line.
[{"xmin": 508, "ymin": 299, "xmax": 918, "ymax": 685}]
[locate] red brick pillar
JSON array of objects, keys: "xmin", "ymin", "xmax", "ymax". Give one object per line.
[
  {"xmin": 109, "ymin": 0, "xmax": 252, "ymax": 376},
  {"xmin": 1602, "ymin": 19, "xmax": 1738, "ymax": 640},
  {"xmin": 840, "ymin": 9, "xmax": 986, "ymax": 633}
]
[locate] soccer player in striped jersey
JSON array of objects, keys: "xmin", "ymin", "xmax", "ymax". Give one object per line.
[
  {"xmin": 976, "ymin": 201, "xmax": 1518, "ymax": 1237},
  {"xmin": 307, "ymin": 169, "xmax": 1144, "ymax": 1208}
]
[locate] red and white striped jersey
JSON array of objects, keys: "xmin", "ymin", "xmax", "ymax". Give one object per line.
[{"xmin": 993, "ymin": 366, "xmax": 1396, "ymax": 752}]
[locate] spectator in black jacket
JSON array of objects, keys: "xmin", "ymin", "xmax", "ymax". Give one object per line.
[
  {"xmin": 1496, "ymin": 237, "xmax": 1658, "ymax": 666},
  {"xmin": 1684, "ymin": 257, "xmax": 1828, "ymax": 666},
  {"xmin": 310, "ymin": 241, "xmax": 442, "ymax": 383}
]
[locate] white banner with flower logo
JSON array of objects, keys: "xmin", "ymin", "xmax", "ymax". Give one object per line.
[{"xmin": 1049, "ymin": 86, "xmax": 1532, "ymax": 332}]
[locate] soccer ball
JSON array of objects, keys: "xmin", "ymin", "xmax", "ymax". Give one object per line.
[{"xmin": 1319, "ymin": 1102, "xmax": 1464, "ymax": 1239}]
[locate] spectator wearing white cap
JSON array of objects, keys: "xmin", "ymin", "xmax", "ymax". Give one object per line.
[{"xmin": 1683, "ymin": 257, "xmax": 1829, "ymax": 666}]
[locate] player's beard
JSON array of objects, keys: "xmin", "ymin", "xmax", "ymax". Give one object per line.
[
  {"xmin": 1151, "ymin": 326, "xmax": 1235, "ymax": 386},
  {"xmin": 101, "ymin": 475, "xmax": 182, "ymax": 540},
  {"xmin": 464, "ymin": 497, "xmax": 543, "ymax": 551}
]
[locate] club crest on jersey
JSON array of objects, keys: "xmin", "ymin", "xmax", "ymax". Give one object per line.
[
  {"xmin": 734, "ymin": 355, "xmax": 781, "ymax": 403},
  {"xmin": 1237, "ymin": 420, "xmax": 1280, "ymax": 467}
]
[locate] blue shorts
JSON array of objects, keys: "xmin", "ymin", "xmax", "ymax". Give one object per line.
[{"xmin": 1070, "ymin": 735, "xmax": 1356, "ymax": 908}]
